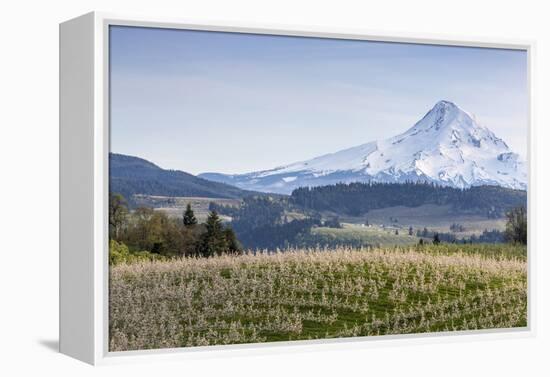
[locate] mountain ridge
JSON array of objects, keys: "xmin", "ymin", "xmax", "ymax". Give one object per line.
[
  {"xmin": 109, "ymin": 153, "xmax": 262, "ymax": 204},
  {"xmin": 199, "ymin": 101, "xmax": 527, "ymax": 194}
]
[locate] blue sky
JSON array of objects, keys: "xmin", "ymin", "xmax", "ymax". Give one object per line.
[{"xmin": 110, "ymin": 26, "xmax": 528, "ymax": 175}]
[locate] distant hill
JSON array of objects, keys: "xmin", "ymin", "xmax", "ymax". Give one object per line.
[
  {"xmin": 109, "ymin": 153, "xmax": 259, "ymax": 204},
  {"xmin": 290, "ymin": 182, "xmax": 527, "ymax": 218}
]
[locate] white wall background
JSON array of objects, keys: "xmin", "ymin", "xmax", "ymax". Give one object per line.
[{"xmin": 0, "ymin": 0, "xmax": 548, "ymax": 375}]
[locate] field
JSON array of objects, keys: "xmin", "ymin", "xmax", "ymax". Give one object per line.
[
  {"xmin": 109, "ymin": 244, "xmax": 527, "ymax": 351},
  {"xmin": 132, "ymin": 195, "xmax": 241, "ymax": 222},
  {"xmin": 311, "ymin": 223, "xmax": 420, "ymax": 247},
  {"xmin": 336, "ymin": 204, "xmax": 507, "ymax": 235}
]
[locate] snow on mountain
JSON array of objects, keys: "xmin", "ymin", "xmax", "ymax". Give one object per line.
[{"xmin": 199, "ymin": 100, "xmax": 527, "ymax": 194}]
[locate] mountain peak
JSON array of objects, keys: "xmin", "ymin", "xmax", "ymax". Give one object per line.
[
  {"xmin": 409, "ymin": 100, "xmax": 481, "ymax": 136},
  {"xmin": 428, "ymin": 100, "xmax": 462, "ymax": 121},
  {"xmin": 199, "ymin": 101, "xmax": 526, "ymax": 193},
  {"xmin": 433, "ymin": 100, "xmax": 458, "ymax": 111}
]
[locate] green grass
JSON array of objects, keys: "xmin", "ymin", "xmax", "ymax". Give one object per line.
[
  {"xmin": 334, "ymin": 204, "xmax": 507, "ymax": 235},
  {"xmin": 310, "ymin": 223, "xmax": 420, "ymax": 247},
  {"xmin": 109, "ymin": 244, "xmax": 526, "ymax": 351}
]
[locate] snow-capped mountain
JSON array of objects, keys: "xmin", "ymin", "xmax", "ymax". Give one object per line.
[{"xmin": 199, "ymin": 100, "xmax": 527, "ymax": 194}]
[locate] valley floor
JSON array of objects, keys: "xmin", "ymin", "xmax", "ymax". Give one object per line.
[
  {"xmin": 334, "ymin": 204, "xmax": 507, "ymax": 235},
  {"xmin": 109, "ymin": 244, "xmax": 527, "ymax": 351}
]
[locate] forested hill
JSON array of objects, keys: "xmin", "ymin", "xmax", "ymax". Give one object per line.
[
  {"xmin": 109, "ymin": 153, "xmax": 258, "ymax": 204},
  {"xmin": 290, "ymin": 182, "xmax": 527, "ymax": 217}
]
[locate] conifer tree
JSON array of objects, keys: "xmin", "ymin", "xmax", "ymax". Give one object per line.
[
  {"xmin": 223, "ymin": 227, "xmax": 242, "ymax": 254},
  {"xmin": 199, "ymin": 211, "xmax": 227, "ymax": 257},
  {"xmin": 183, "ymin": 204, "xmax": 198, "ymax": 227}
]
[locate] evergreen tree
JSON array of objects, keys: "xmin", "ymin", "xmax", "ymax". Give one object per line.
[
  {"xmin": 223, "ymin": 228, "xmax": 242, "ymax": 254},
  {"xmin": 325, "ymin": 216, "xmax": 342, "ymax": 229},
  {"xmin": 183, "ymin": 203, "xmax": 198, "ymax": 227},
  {"xmin": 199, "ymin": 211, "xmax": 227, "ymax": 257}
]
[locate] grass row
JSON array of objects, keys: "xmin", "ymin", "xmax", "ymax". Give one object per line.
[{"xmin": 109, "ymin": 244, "xmax": 527, "ymax": 351}]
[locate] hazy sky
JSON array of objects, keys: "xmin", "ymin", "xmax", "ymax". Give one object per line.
[{"xmin": 110, "ymin": 26, "xmax": 528, "ymax": 175}]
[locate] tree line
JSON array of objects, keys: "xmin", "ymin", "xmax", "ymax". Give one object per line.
[
  {"xmin": 416, "ymin": 206, "xmax": 527, "ymax": 245},
  {"xmin": 109, "ymin": 193, "xmax": 241, "ymax": 263},
  {"xmin": 289, "ymin": 182, "xmax": 526, "ymax": 218},
  {"xmin": 109, "ymin": 184, "xmax": 527, "ymax": 264},
  {"xmin": 228, "ymin": 196, "xmax": 321, "ymax": 250},
  {"xmin": 417, "ymin": 228, "xmax": 506, "ymax": 245}
]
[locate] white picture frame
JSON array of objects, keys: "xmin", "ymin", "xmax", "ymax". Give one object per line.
[{"xmin": 59, "ymin": 11, "xmax": 536, "ymax": 365}]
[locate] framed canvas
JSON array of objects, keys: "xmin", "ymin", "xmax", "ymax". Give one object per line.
[{"xmin": 59, "ymin": 12, "xmax": 535, "ymax": 365}]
